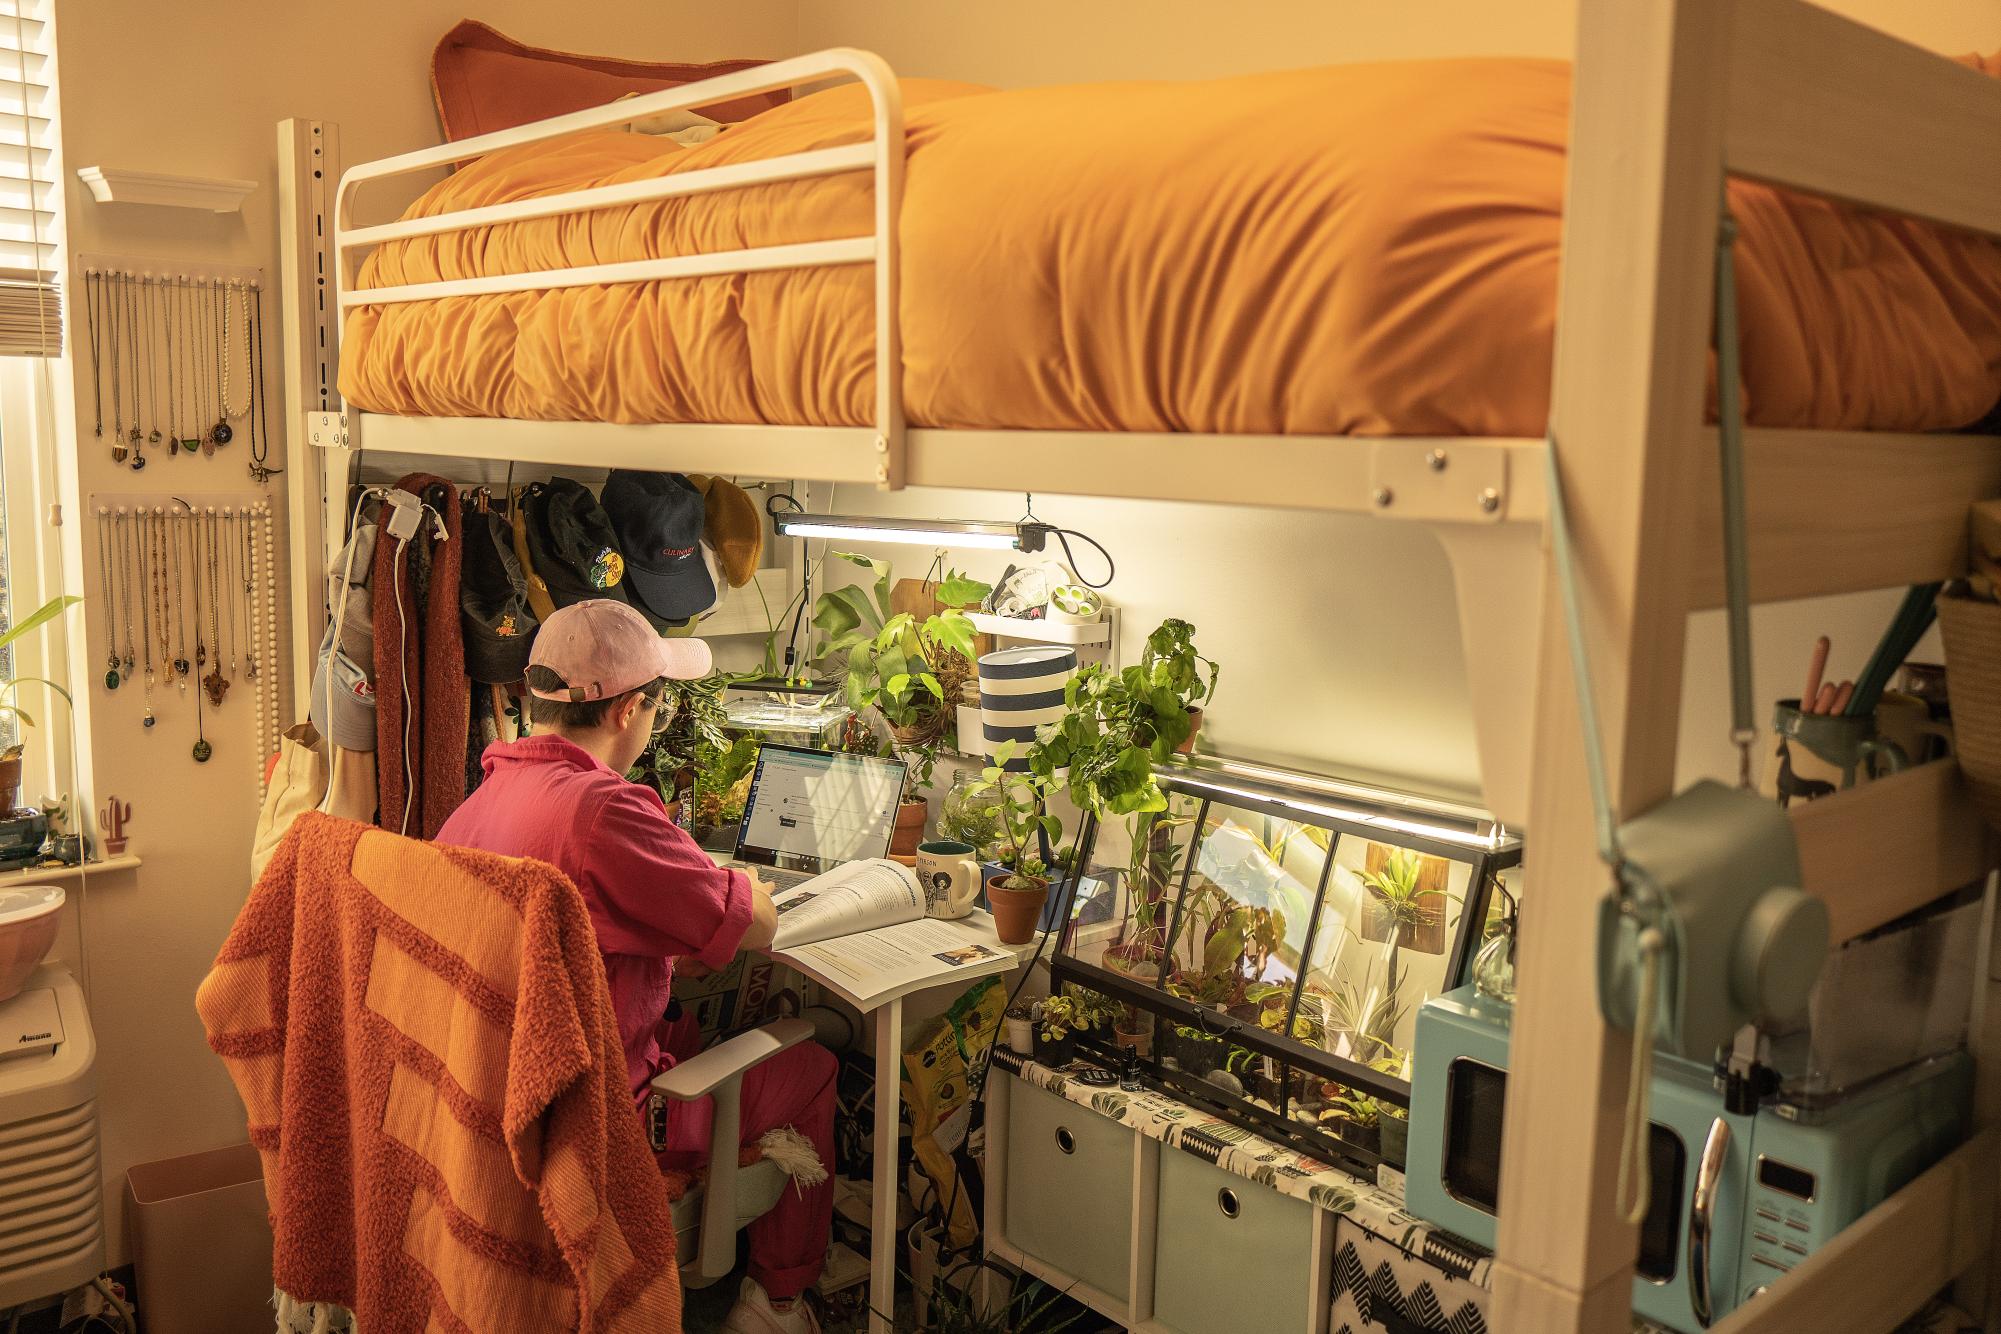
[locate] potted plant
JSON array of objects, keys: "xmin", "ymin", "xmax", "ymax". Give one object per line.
[
  {"xmin": 965, "ymin": 742, "xmax": 1061, "ymax": 944},
  {"xmin": 1361, "ymin": 847, "xmax": 1445, "ymax": 1001},
  {"xmin": 936, "ymin": 772, "xmax": 1003, "ymax": 861},
  {"xmin": 0, "ymin": 595, "xmax": 80, "ymax": 814},
  {"xmin": 1326, "ymin": 1085, "xmax": 1382, "ymax": 1156},
  {"xmin": 1327, "ymin": 968, "xmax": 1411, "ymax": 1067},
  {"xmin": 1033, "ymin": 993, "xmax": 1096, "ymax": 1065},
  {"xmin": 1374, "ymin": 1051, "xmax": 1413, "ymax": 1168},
  {"xmin": 1003, "ymin": 1001, "xmax": 1037, "ymax": 1055},
  {"xmin": 1111, "ymin": 1004, "xmax": 1152, "ymax": 1057},
  {"xmin": 1138, "ymin": 617, "xmax": 1219, "ymax": 752},
  {"xmin": 814, "ymin": 555, "xmax": 989, "ymax": 854},
  {"xmin": 1163, "ymin": 1023, "xmax": 1227, "ymax": 1079}
]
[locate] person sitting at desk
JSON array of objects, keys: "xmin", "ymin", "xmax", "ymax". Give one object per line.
[{"xmin": 437, "ymin": 599, "xmax": 836, "ymax": 1334}]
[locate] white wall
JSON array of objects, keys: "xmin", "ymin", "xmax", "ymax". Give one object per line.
[{"xmin": 50, "ymin": 0, "xmax": 793, "ymax": 1264}]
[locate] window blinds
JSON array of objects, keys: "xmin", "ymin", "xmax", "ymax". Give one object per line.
[{"xmin": 0, "ymin": 0, "xmax": 57, "ymax": 357}]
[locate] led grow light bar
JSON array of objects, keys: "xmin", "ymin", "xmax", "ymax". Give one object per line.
[{"xmin": 771, "ymin": 513, "xmax": 1050, "ymax": 552}]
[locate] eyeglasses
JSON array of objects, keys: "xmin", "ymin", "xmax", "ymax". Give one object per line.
[{"xmin": 647, "ymin": 689, "xmax": 678, "ymax": 736}]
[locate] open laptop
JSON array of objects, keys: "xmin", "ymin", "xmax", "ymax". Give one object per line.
[{"xmin": 728, "ymin": 744, "xmax": 909, "ymax": 890}]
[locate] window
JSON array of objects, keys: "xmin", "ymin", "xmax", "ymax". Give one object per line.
[{"xmin": 0, "ymin": 0, "xmax": 56, "ymax": 358}]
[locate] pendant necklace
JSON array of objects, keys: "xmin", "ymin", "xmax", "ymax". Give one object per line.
[
  {"xmin": 150, "ymin": 512, "xmax": 170, "ymax": 706},
  {"xmin": 162, "ymin": 279, "xmax": 180, "ymax": 457},
  {"xmin": 224, "ymin": 510, "xmax": 240, "ymax": 677},
  {"xmin": 124, "ymin": 275, "xmax": 146, "ymax": 470},
  {"xmin": 202, "ymin": 512, "xmax": 229, "ymax": 706},
  {"xmin": 108, "ymin": 274, "xmax": 126, "ymax": 463},
  {"xmin": 170, "ymin": 510, "xmax": 190, "ymax": 685},
  {"xmin": 142, "ymin": 278, "xmax": 161, "ymax": 447},
  {"xmin": 215, "ymin": 281, "xmax": 242, "ymax": 446},
  {"xmin": 96, "ymin": 511, "xmax": 119, "ymax": 689},
  {"xmin": 239, "ymin": 512, "xmax": 258, "ymax": 682},
  {"xmin": 192, "ymin": 510, "xmax": 208, "ymax": 675},
  {"xmin": 190, "ymin": 511, "xmax": 213, "ymax": 762},
  {"xmin": 180, "ymin": 279, "xmax": 202, "ymax": 456},
  {"xmin": 84, "ymin": 271, "xmax": 103, "ymax": 441},
  {"xmin": 246, "ymin": 286, "xmax": 277, "ymax": 482},
  {"xmin": 136, "ymin": 509, "xmax": 155, "ymax": 730},
  {"xmin": 117, "ymin": 511, "xmax": 136, "ymax": 680}
]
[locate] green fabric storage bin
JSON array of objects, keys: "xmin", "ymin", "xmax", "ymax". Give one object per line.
[
  {"xmin": 1004, "ymin": 1075, "xmax": 1133, "ymax": 1302},
  {"xmin": 1152, "ymin": 1144, "xmax": 1315, "ymax": 1334}
]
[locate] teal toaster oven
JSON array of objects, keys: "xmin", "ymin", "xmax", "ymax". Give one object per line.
[{"xmin": 1403, "ymin": 986, "xmax": 1970, "ymax": 1331}]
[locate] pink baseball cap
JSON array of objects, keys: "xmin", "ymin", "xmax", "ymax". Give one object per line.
[{"xmin": 527, "ymin": 599, "xmax": 713, "ymax": 701}]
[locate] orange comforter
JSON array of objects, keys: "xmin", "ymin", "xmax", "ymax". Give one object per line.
[{"xmin": 341, "ymin": 59, "xmax": 2001, "ymax": 436}]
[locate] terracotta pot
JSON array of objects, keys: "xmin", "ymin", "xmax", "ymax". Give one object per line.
[
  {"xmin": 987, "ymin": 872, "xmax": 1049, "ymax": 944},
  {"xmin": 1176, "ymin": 706, "xmax": 1204, "ymax": 755},
  {"xmin": 890, "ymin": 799, "xmax": 928, "ymax": 858}
]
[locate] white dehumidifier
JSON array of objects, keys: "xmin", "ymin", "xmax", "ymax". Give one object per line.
[{"xmin": 0, "ymin": 960, "xmax": 102, "ymax": 1307}]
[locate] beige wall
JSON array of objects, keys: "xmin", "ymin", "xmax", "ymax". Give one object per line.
[{"xmin": 50, "ymin": 0, "xmax": 793, "ymax": 1264}]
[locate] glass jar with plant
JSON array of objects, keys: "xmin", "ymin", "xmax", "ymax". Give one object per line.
[
  {"xmin": 814, "ymin": 554, "xmax": 989, "ymax": 853},
  {"xmin": 936, "ymin": 771, "xmax": 1003, "ymax": 862}
]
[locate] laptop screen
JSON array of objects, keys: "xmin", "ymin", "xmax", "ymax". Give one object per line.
[{"xmin": 734, "ymin": 745, "xmax": 907, "ymax": 871}]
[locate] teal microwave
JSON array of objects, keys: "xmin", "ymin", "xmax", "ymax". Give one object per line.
[{"xmin": 1403, "ymin": 986, "xmax": 1970, "ymax": 1331}]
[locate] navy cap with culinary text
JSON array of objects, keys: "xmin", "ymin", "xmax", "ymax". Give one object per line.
[{"xmin": 600, "ymin": 470, "xmax": 718, "ymax": 625}]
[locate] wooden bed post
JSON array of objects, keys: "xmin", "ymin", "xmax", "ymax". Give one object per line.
[{"xmin": 1490, "ymin": 1, "xmax": 1731, "ymax": 1330}]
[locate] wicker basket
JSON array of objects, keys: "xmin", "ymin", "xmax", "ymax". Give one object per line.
[{"xmin": 1937, "ymin": 590, "xmax": 2001, "ymax": 831}]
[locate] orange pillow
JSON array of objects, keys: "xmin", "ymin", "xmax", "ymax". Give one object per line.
[{"xmin": 430, "ymin": 19, "xmax": 787, "ymax": 141}]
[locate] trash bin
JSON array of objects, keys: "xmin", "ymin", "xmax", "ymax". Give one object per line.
[{"xmin": 124, "ymin": 1143, "xmax": 272, "ymax": 1334}]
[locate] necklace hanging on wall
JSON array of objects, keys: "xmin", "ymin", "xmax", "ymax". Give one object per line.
[
  {"xmin": 202, "ymin": 511, "xmax": 229, "ymax": 707},
  {"xmin": 84, "ymin": 271, "xmax": 104, "ymax": 444},
  {"xmin": 224, "ymin": 510, "xmax": 240, "ymax": 679},
  {"xmin": 214, "ymin": 281, "xmax": 244, "ymax": 448},
  {"xmin": 117, "ymin": 511, "xmax": 136, "ymax": 682},
  {"xmin": 95, "ymin": 510, "xmax": 119, "ymax": 690},
  {"xmin": 247, "ymin": 286, "xmax": 278, "ymax": 483},
  {"xmin": 141, "ymin": 278, "xmax": 161, "ymax": 449},
  {"xmin": 189, "ymin": 509, "xmax": 212, "ymax": 763},
  {"xmin": 238, "ymin": 512, "xmax": 257, "ymax": 682},
  {"xmin": 149, "ymin": 510, "xmax": 169, "ymax": 719},
  {"xmin": 169, "ymin": 510, "xmax": 189, "ymax": 686},
  {"xmin": 107, "ymin": 273, "xmax": 126, "ymax": 464},
  {"xmin": 162, "ymin": 279, "xmax": 180, "ymax": 457},
  {"xmin": 136, "ymin": 508, "xmax": 155, "ymax": 730},
  {"xmin": 124, "ymin": 274, "xmax": 146, "ymax": 471}
]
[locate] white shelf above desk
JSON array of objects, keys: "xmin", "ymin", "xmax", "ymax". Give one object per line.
[
  {"xmin": 966, "ymin": 612, "xmax": 1111, "ymax": 646},
  {"xmin": 76, "ymin": 167, "xmax": 256, "ymax": 212}
]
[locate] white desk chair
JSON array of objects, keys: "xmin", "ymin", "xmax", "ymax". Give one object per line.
[{"xmin": 650, "ymin": 1016, "xmax": 818, "ymax": 1285}]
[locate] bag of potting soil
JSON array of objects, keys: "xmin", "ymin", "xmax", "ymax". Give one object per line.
[{"xmin": 904, "ymin": 1011, "xmax": 982, "ymax": 1247}]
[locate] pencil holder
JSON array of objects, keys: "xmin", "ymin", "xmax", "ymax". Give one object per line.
[
  {"xmin": 1938, "ymin": 590, "xmax": 2001, "ymax": 831},
  {"xmin": 1765, "ymin": 699, "xmax": 1907, "ymax": 805}
]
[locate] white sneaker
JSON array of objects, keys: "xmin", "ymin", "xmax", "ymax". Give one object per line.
[{"xmin": 721, "ymin": 1277, "xmax": 821, "ymax": 1334}]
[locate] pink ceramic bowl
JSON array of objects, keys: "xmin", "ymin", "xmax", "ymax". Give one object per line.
[{"xmin": 0, "ymin": 885, "xmax": 62, "ymax": 1003}]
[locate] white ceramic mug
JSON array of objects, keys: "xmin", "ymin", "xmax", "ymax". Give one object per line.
[{"xmin": 916, "ymin": 840, "xmax": 982, "ymax": 920}]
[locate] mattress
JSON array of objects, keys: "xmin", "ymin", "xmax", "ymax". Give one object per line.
[{"xmin": 341, "ymin": 58, "xmax": 2001, "ymax": 437}]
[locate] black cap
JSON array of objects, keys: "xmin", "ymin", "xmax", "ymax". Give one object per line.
[
  {"xmin": 460, "ymin": 511, "xmax": 538, "ymax": 684},
  {"xmin": 600, "ymin": 470, "xmax": 717, "ymax": 626},
  {"xmin": 524, "ymin": 478, "xmax": 635, "ymax": 614}
]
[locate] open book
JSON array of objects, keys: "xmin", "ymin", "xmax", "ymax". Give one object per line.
[
  {"xmin": 769, "ymin": 858, "xmax": 929, "ymax": 950},
  {"xmin": 764, "ymin": 859, "xmax": 1025, "ymax": 1009}
]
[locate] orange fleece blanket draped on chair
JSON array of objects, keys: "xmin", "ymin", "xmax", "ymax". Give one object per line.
[{"xmin": 197, "ymin": 811, "xmax": 682, "ymax": 1334}]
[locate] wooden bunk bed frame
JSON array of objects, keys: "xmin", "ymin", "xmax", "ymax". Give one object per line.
[{"xmin": 276, "ymin": 1, "xmax": 2001, "ymax": 1329}]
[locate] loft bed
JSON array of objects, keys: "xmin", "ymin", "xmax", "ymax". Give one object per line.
[{"xmin": 274, "ymin": 2, "xmax": 2001, "ymax": 1330}]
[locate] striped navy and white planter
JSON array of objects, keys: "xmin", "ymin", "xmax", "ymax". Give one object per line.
[{"xmin": 977, "ymin": 645, "xmax": 1078, "ymax": 770}]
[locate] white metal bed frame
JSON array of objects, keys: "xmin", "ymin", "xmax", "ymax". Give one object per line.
[{"xmin": 277, "ymin": 2, "xmax": 2001, "ymax": 1329}]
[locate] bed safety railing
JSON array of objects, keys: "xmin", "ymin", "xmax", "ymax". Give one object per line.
[{"xmin": 332, "ymin": 49, "xmax": 908, "ymax": 488}]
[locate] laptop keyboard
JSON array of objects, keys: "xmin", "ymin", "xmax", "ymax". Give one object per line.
[{"xmin": 747, "ymin": 864, "xmax": 817, "ymax": 891}]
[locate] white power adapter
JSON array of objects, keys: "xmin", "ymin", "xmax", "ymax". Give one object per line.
[{"xmin": 383, "ymin": 487, "xmax": 424, "ymax": 542}]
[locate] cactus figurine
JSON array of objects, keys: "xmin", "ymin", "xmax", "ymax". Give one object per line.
[{"xmin": 100, "ymin": 796, "xmax": 131, "ymax": 856}]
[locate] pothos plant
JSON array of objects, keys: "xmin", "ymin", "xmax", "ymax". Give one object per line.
[
  {"xmin": 966, "ymin": 741, "xmax": 1061, "ymax": 890},
  {"xmin": 1141, "ymin": 617, "xmax": 1220, "ymax": 717}
]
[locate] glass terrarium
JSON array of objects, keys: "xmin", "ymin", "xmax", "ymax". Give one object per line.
[
  {"xmin": 722, "ymin": 683, "xmax": 853, "ymax": 750},
  {"xmin": 1050, "ymin": 753, "xmax": 1521, "ymax": 1170}
]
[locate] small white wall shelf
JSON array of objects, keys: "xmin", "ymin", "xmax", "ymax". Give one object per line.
[
  {"xmin": 75, "ymin": 167, "xmax": 256, "ymax": 213},
  {"xmin": 966, "ymin": 611, "xmax": 1111, "ymax": 646}
]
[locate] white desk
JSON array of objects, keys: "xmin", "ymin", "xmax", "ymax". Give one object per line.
[
  {"xmin": 701, "ymin": 850, "xmax": 1035, "ymax": 1332},
  {"xmin": 764, "ymin": 910, "xmax": 1032, "ymax": 1334}
]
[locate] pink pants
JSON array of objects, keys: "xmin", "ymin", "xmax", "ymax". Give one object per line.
[{"xmin": 654, "ymin": 1015, "xmax": 838, "ymax": 1301}]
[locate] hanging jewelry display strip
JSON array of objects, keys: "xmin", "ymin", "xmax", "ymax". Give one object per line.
[
  {"xmin": 88, "ymin": 497, "xmax": 281, "ymax": 776},
  {"xmin": 77, "ymin": 257, "xmax": 273, "ymax": 482}
]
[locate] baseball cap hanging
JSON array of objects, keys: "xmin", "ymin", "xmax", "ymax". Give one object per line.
[
  {"xmin": 687, "ymin": 474, "xmax": 763, "ymax": 589},
  {"xmin": 601, "ymin": 470, "xmax": 719, "ymax": 626},
  {"xmin": 324, "ymin": 522, "xmax": 378, "ymax": 665},
  {"xmin": 460, "ymin": 510, "xmax": 538, "ymax": 685},
  {"xmin": 525, "ymin": 478, "xmax": 635, "ymax": 613}
]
